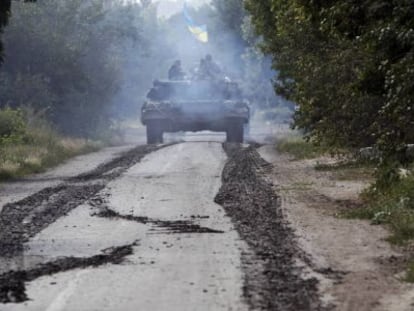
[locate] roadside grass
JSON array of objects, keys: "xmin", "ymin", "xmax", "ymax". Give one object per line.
[
  {"xmin": 277, "ymin": 136, "xmax": 326, "ymax": 160},
  {"xmin": 321, "ymin": 161, "xmax": 414, "ymax": 282},
  {"xmin": 0, "ymin": 124, "xmax": 101, "ymax": 181},
  {"xmin": 315, "ymin": 160, "xmax": 375, "ymax": 181},
  {"xmin": 276, "ymin": 132, "xmax": 414, "ymax": 282},
  {"xmin": 345, "ymin": 173, "xmax": 414, "ymax": 246}
]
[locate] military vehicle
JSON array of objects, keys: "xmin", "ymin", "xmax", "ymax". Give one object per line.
[{"xmin": 141, "ymin": 79, "xmax": 250, "ymax": 144}]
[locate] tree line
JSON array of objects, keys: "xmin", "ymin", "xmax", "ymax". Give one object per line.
[
  {"xmin": 0, "ymin": 0, "xmax": 171, "ymax": 138},
  {"xmin": 245, "ymin": 0, "xmax": 414, "ymax": 176},
  {"xmin": 0, "ymin": 0, "xmax": 289, "ymax": 139}
]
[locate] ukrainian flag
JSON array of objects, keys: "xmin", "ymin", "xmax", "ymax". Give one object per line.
[{"xmin": 183, "ymin": 2, "xmax": 208, "ymax": 43}]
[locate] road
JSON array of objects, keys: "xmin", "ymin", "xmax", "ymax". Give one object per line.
[{"xmin": 0, "ymin": 133, "xmax": 323, "ymax": 311}]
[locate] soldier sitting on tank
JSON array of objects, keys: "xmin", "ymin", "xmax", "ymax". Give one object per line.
[
  {"xmin": 204, "ymin": 54, "xmax": 222, "ymax": 79},
  {"xmin": 168, "ymin": 60, "xmax": 186, "ymax": 81},
  {"xmin": 195, "ymin": 55, "xmax": 223, "ymax": 80},
  {"xmin": 194, "ymin": 58, "xmax": 208, "ymax": 80}
]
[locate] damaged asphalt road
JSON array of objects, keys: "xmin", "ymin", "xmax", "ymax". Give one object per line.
[{"xmin": 0, "ymin": 141, "xmax": 324, "ymax": 310}]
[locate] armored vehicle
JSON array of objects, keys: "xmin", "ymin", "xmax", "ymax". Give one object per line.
[{"xmin": 141, "ymin": 79, "xmax": 250, "ymax": 144}]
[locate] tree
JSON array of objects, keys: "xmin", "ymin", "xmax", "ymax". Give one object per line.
[
  {"xmin": 245, "ymin": 0, "xmax": 414, "ymax": 164},
  {"xmin": 0, "ymin": 0, "xmax": 145, "ymax": 136}
]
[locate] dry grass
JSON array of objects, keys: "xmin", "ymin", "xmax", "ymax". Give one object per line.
[
  {"xmin": 277, "ymin": 136, "xmax": 326, "ymax": 160},
  {"xmin": 0, "ymin": 129, "xmax": 101, "ymax": 180}
]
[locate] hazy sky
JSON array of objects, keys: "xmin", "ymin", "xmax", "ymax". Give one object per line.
[{"xmin": 156, "ymin": 0, "xmax": 210, "ymax": 18}]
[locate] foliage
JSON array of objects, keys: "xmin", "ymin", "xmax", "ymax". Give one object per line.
[
  {"xmin": 346, "ymin": 170, "xmax": 414, "ymax": 244},
  {"xmin": 112, "ymin": 1, "xmax": 174, "ymax": 119},
  {"xmin": 0, "ymin": 107, "xmax": 26, "ymax": 145},
  {"xmin": 0, "ymin": 107, "xmax": 100, "ymax": 180},
  {"xmin": 245, "ymin": 0, "xmax": 414, "ymax": 166},
  {"xmin": 0, "ymin": 0, "xmax": 167, "ymax": 137}
]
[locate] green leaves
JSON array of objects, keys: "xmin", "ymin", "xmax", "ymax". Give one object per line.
[
  {"xmin": 0, "ymin": 0, "xmax": 156, "ymax": 137},
  {"xmin": 0, "ymin": 108, "xmax": 26, "ymax": 146},
  {"xmin": 246, "ymin": 0, "xmax": 414, "ymax": 168}
]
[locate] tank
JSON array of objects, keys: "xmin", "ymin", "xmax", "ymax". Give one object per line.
[{"xmin": 141, "ymin": 79, "xmax": 250, "ymax": 144}]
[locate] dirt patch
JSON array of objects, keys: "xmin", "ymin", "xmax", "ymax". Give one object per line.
[
  {"xmin": 258, "ymin": 145, "xmax": 414, "ymax": 311},
  {"xmin": 0, "ymin": 243, "xmax": 135, "ymax": 304},
  {"xmin": 215, "ymin": 143, "xmax": 325, "ymax": 310}
]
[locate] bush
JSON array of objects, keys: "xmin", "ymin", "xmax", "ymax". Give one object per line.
[
  {"xmin": 245, "ymin": 0, "xmax": 414, "ymax": 177},
  {"xmin": 347, "ymin": 171, "xmax": 414, "ymax": 244},
  {"xmin": 0, "ymin": 108, "xmax": 100, "ymax": 180},
  {"xmin": 0, "ymin": 107, "xmax": 26, "ymax": 145}
]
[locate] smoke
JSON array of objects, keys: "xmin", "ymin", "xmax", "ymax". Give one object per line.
[{"xmin": 112, "ymin": 0, "xmax": 293, "ymax": 143}]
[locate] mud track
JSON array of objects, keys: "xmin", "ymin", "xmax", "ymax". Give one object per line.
[
  {"xmin": 0, "ymin": 145, "xmax": 161, "ymax": 258},
  {"xmin": 1, "ymin": 142, "xmax": 329, "ymax": 309},
  {"xmin": 93, "ymin": 205, "xmax": 224, "ymax": 234},
  {"xmin": 215, "ymin": 144, "xmax": 325, "ymax": 310},
  {"xmin": 0, "ymin": 244, "xmax": 136, "ymax": 303},
  {"xmin": 0, "ymin": 142, "xmax": 228, "ymax": 306},
  {"xmin": 0, "ymin": 145, "xmax": 165, "ymax": 303}
]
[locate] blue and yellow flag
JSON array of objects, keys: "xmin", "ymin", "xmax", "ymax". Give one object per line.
[{"xmin": 183, "ymin": 2, "xmax": 208, "ymax": 43}]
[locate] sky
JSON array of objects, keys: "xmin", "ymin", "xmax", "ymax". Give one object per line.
[{"xmin": 156, "ymin": 0, "xmax": 210, "ymax": 18}]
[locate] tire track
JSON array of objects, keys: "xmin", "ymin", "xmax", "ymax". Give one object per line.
[
  {"xmin": 215, "ymin": 143, "xmax": 326, "ymax": 310},
  {"xmin": 0, "ymin": 145, "xmax": 163, "ymax": 258},
  {"xmin": 0, "ymin": 244, "xmax": 136, "ymax": 303}
]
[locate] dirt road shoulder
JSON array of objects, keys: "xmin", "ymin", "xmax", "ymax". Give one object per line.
[{"xmin": 258, "ymin": 145, "xmax": 414, "ymax": 311}]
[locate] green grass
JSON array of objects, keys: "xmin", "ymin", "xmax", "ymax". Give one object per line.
[
  {"xmin": 277, "ymin": 136, "xmax": 326, "ymax": 160},
  {"xmin": 0, "ymin": 124, "xmax": 101, "ymax": 181},
  {"xmin": 341, "ymin": 165, "xmax": 414, "ymax": 283},
  {"xmin": 345, "ymin": 174, "xmax": 414, "ymax": 246}
]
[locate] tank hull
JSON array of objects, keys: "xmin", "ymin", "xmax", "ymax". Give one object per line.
[{"xmin": 141, "ymin": 80, "xmax": 250, "ymax": 144}]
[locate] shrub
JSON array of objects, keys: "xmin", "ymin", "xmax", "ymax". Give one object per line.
[
  {"xmin": 0, "ymin": 107, "xmax": 26, "ymax": 145},
  {"xmin": 347, "ymin": 171, "xmax": 414, "ymax": 244},
  {"xmin": 0, "ymin": 108, "xmax": 100, "ymax": 180}
]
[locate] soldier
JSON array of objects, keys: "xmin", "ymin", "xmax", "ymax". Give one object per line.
[
  {"xmin": 204, "ymin": 54, "xmax": 222, "ymax": 79},
  {"xmin": 194, "ymin": 58, "xmax": 208, "ymax": 80},
  {"xmin": 195, "ymin": 54, "xmax": 223, "ymax": 80},
  {"xmin": 168, "ymin": 60, "xmax": 186, "ymax": 80}
]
